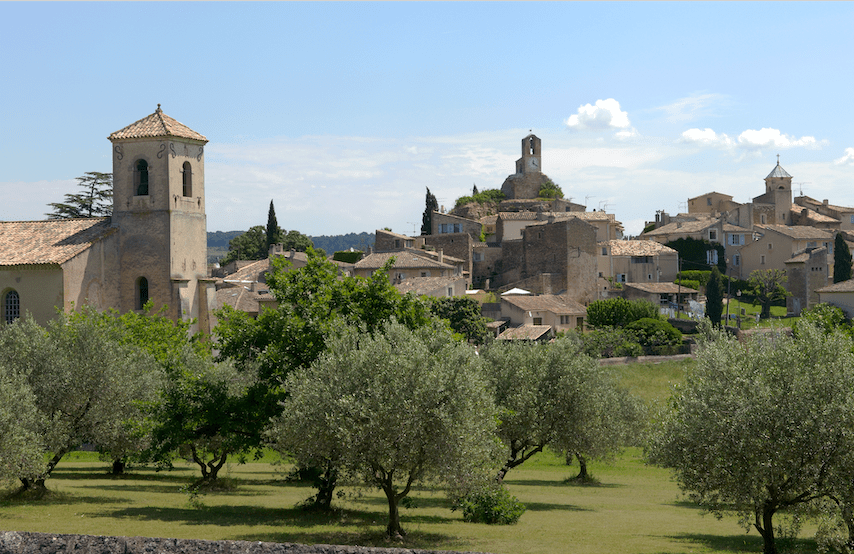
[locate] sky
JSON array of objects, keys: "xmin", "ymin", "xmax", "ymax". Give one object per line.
[{"xmin": 1, "ymin": 2, "xmax": 853, "ymax": 237}]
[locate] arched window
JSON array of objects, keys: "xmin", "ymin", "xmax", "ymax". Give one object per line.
[
  {"xmin": 135, "ymin": 159, "xmax": 149, "ymax": 196},
  {"xmin": 136, "ymin": 277, "xmax": 149, "ymax": 310},
  {"xmin": 4, "ymin": 290, "xmax": 20, "ymax": 324},
  {"xmin": 182, "ymin": 161, "xmax": 192, "ymax": 197}
]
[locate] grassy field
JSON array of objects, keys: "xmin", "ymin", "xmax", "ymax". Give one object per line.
[{"xmin": 0, "ymin": 359, "xmax": 820, "ymax": 553}]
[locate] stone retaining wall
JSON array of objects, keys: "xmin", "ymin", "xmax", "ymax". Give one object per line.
[{"xmin": 0, "ymin": 532, "xmax": 489, "ymax": 554}]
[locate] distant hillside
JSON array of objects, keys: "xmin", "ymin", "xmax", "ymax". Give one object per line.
[
  {"xmin": 310, "ymin": 232, "xmax": 375, "ymax": 254},
  {"xmin": 206, "ymin": 230, "xmax": 375, "ymax": 261}
]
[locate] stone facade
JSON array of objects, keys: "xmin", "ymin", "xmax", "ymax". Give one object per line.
[
  {"xmin": 499, "ymin": 134, "xmax": 554, "ymax": 200},
  {"xmin": 784, "ymin": 247, "xmax": 829, "ymax": 316}
]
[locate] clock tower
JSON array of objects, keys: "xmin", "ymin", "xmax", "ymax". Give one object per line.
[{"xmin": 516, "ymin": 134, "xmax": 542, "ymax": 175}]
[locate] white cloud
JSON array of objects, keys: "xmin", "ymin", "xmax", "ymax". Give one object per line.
[
  {"xmin": 565, "ymin": 99, "xmax": 631, "ymax": 131},
  {"xmin": 680, "ymin": 127, "xmax": 824, "ymax": 152},
  {"xmin": 680, "ymin": 128, "xmax": 734, "ymax": 147},
  {"xmin": 654, "ymin": 93, "xmax": 728, "ymax": 123},
  {"xmin": 736, "ymin": 128, "xmax": 821, "ymax": 150},
  {"xmin": 834, "ymin": 147, "xmax": 854, "ymax": 165}
]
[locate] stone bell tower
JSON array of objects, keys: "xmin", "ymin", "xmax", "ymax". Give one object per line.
[
  {"xmin": 108, "ymin": 105, "xmax": 211, "ymax": 330},
  {"xmin": 763, "ymin": 155, "xmax": 794, "ymax": 225},
  {"xmin": 501, "ymin": 133, "xmax": 551, "ymax": 200}
]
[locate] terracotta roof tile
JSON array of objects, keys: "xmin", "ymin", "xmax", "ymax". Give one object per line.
[
  {"xmin": 501, "ymin": 294, "xmax": 586, "ymax": 314},
  {"xmin": 394, "ymin": 276, "xmax": 461, "ymax": 295},
  {"xmin": 497, "ymin": 324, "xmax": 552, "ymax": 340},
  {"xmin": 756, "ymin": 224, "xmax": 834, "ymax": 240},
  {"xmin": 0, "ymin": 218, "xmax": 114, "ymax": 266},
  {"xmin": 355, "ymin": 251, "xmax": 455, "ymax": 270},
  {"xmin": 624, "ymin": 282, "xmax": 700, "ymax": 294},
  {"xmin": 817, "ymin": 279, "xmax": 854, "ymax": 293},
  {"xmin": 109, "ymin": 105, "xmax": 208, "ymax": 142},
  {"xmin": 604, "ymin": 240, "xmax": 677, "ymax": 256},
  {"xmin": 790, "ymin": 204, "xmax": 839, "ymax": 223}
]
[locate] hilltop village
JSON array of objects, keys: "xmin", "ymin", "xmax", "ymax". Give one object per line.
[{"xmin": 2, "ymin": 109, "xmax": 854, "ymax": 340}]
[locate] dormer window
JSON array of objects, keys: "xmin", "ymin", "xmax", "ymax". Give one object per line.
[
  {"xmin": 182, "ymin": 161, "xmax": 192, "ymax": 197},
  {"xmin": 135, "ymin": 159, "xmax": 149, "ymax": 196}
]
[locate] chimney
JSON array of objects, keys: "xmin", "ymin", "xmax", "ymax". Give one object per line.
[
  {"xmin": 677, "ymin": 221, "xmax": 682, "ymax": 228},
  {"xmin": 438, "ymin": 249, "xmax": 444, "ymax": 264},
  {"xmin": 289, "ymin": 249, "xmax": 295, "ymax": 260},
  {"xmin": 823, "ymin": 199, "xmax": 829, "ymax": 206}
]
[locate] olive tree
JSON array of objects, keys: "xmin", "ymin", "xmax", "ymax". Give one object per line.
[
  {"xmin": 0, "ymin": 368, "xmax": 44, "ymax": 486},
  {"xmin": 267, "ymin": 321, "xmax": 498, "ymax": 539},
  {"xmin": 480, "ymin": 338, "xmax": 643, "ymax": 481},
  {"xmin": 648, "ymin": 323, "xmax": 854, "ymax": 554},
  {"xmin": 0, "ymin": 311, "xmax": 162, "ymax": 490}
]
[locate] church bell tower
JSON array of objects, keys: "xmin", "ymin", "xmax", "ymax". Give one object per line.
[{"xmin": 108, "ymin": 105, "xmax": 210, "ymax": 328}]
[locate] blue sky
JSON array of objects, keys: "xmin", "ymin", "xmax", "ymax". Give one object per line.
[{"xmin": 2, "ymin": 2, "xmax": 853, "ymax": 236}]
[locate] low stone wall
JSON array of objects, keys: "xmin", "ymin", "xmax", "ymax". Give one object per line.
[{"xmin": 0, "ymin": 532, "xmax": 490, "ymax": 554}]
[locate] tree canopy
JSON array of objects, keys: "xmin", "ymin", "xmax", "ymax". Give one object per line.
[
  {"xmin": 46, "ymin": 171, "xmax": 113, "ymax": 219},
  {"xmin": 429, "ymin": 296, "xmax": 491, "ymax": 345},
  {"xmin": 649, "ymin": 323, "xmax": 854, "ymax": 554},
  {"xmin": 267, "ymin": 320, "xmax": 498, "ymax": 538},
  {"xmin": 219, "ymin": 225, "xmax": 314, "ymax": 265},
  {"xmin": 537, "ymin": 180, "xmax": 564, "ymax": 199},
  {"xmin": 266, "ymin": 200, "xmax": 281, "ymax": 253},
  {"xmin": 480, "ymin": 338, "xmax": 642, "ymax": 481},
  {"xmin": 705, "ymin": 266, "xmax": 723, "ymax": 326},
  {"xmin": 0, "ymin": 309, "xmax": 162, "ymax": 489},
  {"xmin": 748, "ymin": 268, "xmax": 789, "ymax": 319}
]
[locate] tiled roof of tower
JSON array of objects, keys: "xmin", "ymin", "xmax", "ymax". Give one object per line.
[
  {"xmin": 109, "ymin": 105, "xmax": 208, "ymax": 142},
  {"xmin": 766, "ymin": 162, "xmax": 792, "ymax": 179},
  {"xmin": 0, "ymin": 218, "xmax": 114, "ymax": 266}
]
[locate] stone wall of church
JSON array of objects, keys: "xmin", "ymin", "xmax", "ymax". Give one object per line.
[
  {"xmin": 62, "ymin": 232, "xmax": 121, "ymax": 312},
  {"xmin": 0, "ymin": 267, "xmax": 64, "ymax": 325}
]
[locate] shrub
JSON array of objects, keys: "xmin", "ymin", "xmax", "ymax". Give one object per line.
[
  {"xmin": 625, "ymin": 318, "xmax": 682, "ymax": 355},
  {"xmin": 677, "ymin": 270, "xmax": 711, "ymax": 288},
  {"xmin": 674, "ymin": 279, "xmax": 700, "ymax": 292},
  {"xmin": 452, "ymin": 483, "xmax": 526, "ymax": 525},
  {"xmin": 578, "ymin": 328, "xmax": 643, "ymax": 358},
  {"xmin": 332, "ymin": 251, "xmax": 363, "ymax": 264},
  {"xmin": 454, "ymin": 189, "xmax": 505, "ymax": 208},
  {"xmin": 586, "ymin": 298, "xmax": 660, "ymax": 328}
]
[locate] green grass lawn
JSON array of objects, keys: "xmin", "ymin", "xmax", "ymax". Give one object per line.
[{"xmin": 0, "ymin": 359, "xmax": 820, "ymax": 554}]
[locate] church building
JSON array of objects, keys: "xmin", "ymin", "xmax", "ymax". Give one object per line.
[{"xmin": 0, "ymin": 106, "xmax": 215, "ymax": 332}]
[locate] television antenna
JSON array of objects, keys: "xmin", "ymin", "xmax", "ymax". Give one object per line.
[
  {"xmin": 585, "ymin": 195, "xmax": 595, "ymax": 208},
  {"xmin": 794, "ymin": 182, "xmax": 811, "ymax": 197},
  {"xmin": 407, "ymin": 222, "xmax": 418, "ymax": 235}
]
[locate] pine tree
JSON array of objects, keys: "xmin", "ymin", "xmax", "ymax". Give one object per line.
[
  {"xmin": 266, "ymin": 200, "xmax": 281, "ymax": 254},
  {"xmin": 472, "ymin": 184, "xmax": 478, "ymax": 196},
  {"xmin": 705, "ymin": 267, "xmax": 724, "ymax": 327},
  {"xmin": 46, "ymin": 172, "xmax": 113, "ymax": 219},
  {"xmin": 421, "ymin": 188, "xmax": 438, "ymax": 236},
  {"xmin": 834, "ymin": 233, "xmax": 852, "ymax": 283}
]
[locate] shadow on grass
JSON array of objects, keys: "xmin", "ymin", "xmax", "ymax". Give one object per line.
[
  {"xmin": 0, "ymin": 488, "xmax": 124, "ymax": 507},
  {"xmin": 352, "ymin": 495, "xmax": 451, "ymax": 511},
  {"xmin": 507, "ymin": 478, "xmax": 624, "ymax": 489},
  {"xmin": 522, "ymin": 501, "xmax": 591, "ymax": 512},
  {"xmin": 234, "ymin": 529, "xmax": 464, "ymax": 551},
  {"xmin": 96, "ymin": 503, "xmax": 457, "ymax": 528},
  {"xmin": 660, "ymin": 533, "xmax": 817, "ymax": 554}
]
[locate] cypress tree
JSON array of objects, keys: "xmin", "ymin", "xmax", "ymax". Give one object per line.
[
  {"xmin": 421, "ymin": 188, "xmax": 438, "ymax": 236},
  {"xmin": 706, "ymin": 267, "xmax": 724, "ymax": 327},
  {"xmin": 266, "ymin": 200, "xmax": 280, "ymax": 254},
  {"xmin": 834, "ymin": 233, "xmax": 852, "ymax": 283}
]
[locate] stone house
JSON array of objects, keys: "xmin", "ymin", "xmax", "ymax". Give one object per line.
[
  {"xmin": 1, "ymin": 106, "xmax": 216, "ymax": 333},
  {"xmin": 622, "ymin": 282, "xmax": 700, "ymax": 309},
  {"xmin": 784, "ymin": 247, "xmax": 828, "ymax": 316},
  {"xmin": 795, "ymin": 196, "xmax": 854, "ymax": 231},
  {"xmin": 354, "ymin": 249, "xmax": 464, "ymax": 282},
  {"xmin": 816, "ymin": 279, "xmax": 854, "ymax": 319},
  {"xmin": 499, "ymin": 293, "xmax": 587, "ymax": 333},
  {"xmin": 598, "ymin": 240, "xmax": 679, "ymax": 284},
  {"xmin": 734, "ymin": 224, "xmax": 835, "ymax": 281}
]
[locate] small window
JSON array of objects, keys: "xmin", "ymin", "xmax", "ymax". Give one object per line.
[
  {"xmin": 135, "ymin": 159, "xmax": 149, "ymax": 196},
  {"xmin": 136, "ymin": 277, "xmax": 149, "ymax": 310},
  {"xmin": 768, "ymin": 243, "xmax": 773, "ymax": 250},
  {"xmin": 849, "ymin": 215, "xmax": 854, "ymax": 225},
  {"xmin": 182, "ymin": 161, "xmax": 192, "ymax": 197},
  {"xmin": 734, "ymin": 254, "xmax": 740, "ymax": 266},
  {"xmin": 533, "ymin": 317, "xmax": 543, "ymax": 325},
  {"xmin": 761, "ymin": 214, "xmax": 767, "ymax": 224},
  {"xmin": 761, "ymin": 255, "xmax": 766, "ymax": 265},
  {"xmin": 709, "ymin": 229, "xmax": 718, "ymax": 241},
  {"xmin": 4, "ymin": 290, "xmax": 20, "ymax": 324},
  {"xmin": 601, "ymin": 247, "xmax": 607, "ymax": 256}
]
